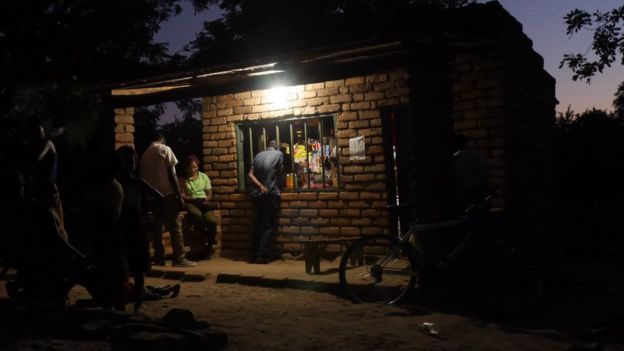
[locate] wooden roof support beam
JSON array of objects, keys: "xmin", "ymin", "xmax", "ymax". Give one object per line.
[{"xmin": 111, "ymin": 85, "xmax": 191, "ymax": 96}]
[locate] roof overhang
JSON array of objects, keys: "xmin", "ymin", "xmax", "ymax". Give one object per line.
[
  {"xmin": 109, "ymin": 41, "xmax": 408, "ymax": 107},
  {"xmin": 108, "ymin": 35, "xmax": 493, "ymax": 108},
  {"xmin": 103, "ymin": 1, "xmax": 556, "ymax": 109}
]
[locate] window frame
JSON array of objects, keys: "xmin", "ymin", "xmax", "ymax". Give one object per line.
[{"xmin": 235, "ymin": 114, "xmax": 340, "ymax": 192}]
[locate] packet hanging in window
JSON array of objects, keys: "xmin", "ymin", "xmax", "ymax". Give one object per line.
[{"xmin": 293, "ymin": 143, "xmax": 307, "ymax": 163}]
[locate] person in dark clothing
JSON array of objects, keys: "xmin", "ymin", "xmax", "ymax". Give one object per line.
[
  {"xmin": 6, "ymin": 177, "xmax": 93, "ymax": 311},
  {"xmin": 248, "ymin": 140, "xmax": 283, "ymax": 264},
  {"xmin": 116, "ymin": 145, "xmax": 163, "ymax": 313},
  {"xmin": 0, "ymin": 168, "xmax": 29, "ymax": 272},
  {"xmin": 25, "ymin": 123, "xmax": 58, "ymax": 184},
  {"xmin": 22, "ymin": 123, "xmax": 64, "ymax": 225},
  {"xmin": 86, "ymin": 151, "xmax": 126, "ymax": 310}
]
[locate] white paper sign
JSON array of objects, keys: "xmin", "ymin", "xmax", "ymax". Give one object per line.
[{"xmin": 349, "ymin": 136, "xmax": 366, "ymax": 161}]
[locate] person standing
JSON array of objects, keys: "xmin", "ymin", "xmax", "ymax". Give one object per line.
[
  {"xmin": 116, "ymin": 146, "xmax": 163, "ymax": 313},
  {"xmin": 23, "ymin": 122, "xmax": 64, "ymax": 225},
  {"xmin": 180, "ymin": 155, "xmax": 218, "ymax": 260},
  {"xmin": 0, "ymin": 168, "xmax": 30, "ymax": 274},
  {"xmin": 248, "ymin": 140, "xmax": 283, "ymax": 264},
  {"xmin": 86, "ymin": 151, "xmax": 126, "ymax": 310},
  {"xmin": 24, "ymin": 179, "xmax": 93, "ymax": 311},
  {"xmin": 139, "ymin": 133, "xmax": 196, "ymax": 267},
  {"xmin": 27, "ymin": 123, "xmax": 58, "ymax": 184}
]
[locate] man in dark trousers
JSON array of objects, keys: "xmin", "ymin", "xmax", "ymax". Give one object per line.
[
  {"xmin": 248, "ymin": 140, "xmax": 283, "ymax": 264},
  {"xmin": 139, "ymin": 133, "xmax": 196, "ymax": 267}
]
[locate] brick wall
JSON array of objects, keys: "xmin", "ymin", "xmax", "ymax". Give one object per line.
[
  {"xmin": 201, "ymin": 71, "xmax": 411, "ymax": 258},
  {"xmin": 114, "ymin": 107, "xmax": 135, "ymax": 149},
  {"xmin": 452, "ymin": 50, "xmax": 508, "ymax": 208},
  {"xmin": 450, "ymin": 10, "xmax": 559, "ymax": 250},
  {"xmin": 496, "ymin": 20, "xmax": 559, "ymax": 249},
  {"xmin": 111, "ymin": 1, "xmax": 559, "ymax": 259}
]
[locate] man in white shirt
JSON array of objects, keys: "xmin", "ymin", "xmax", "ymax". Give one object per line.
[{"xmin": 139, "ymin": 133, "xmax": 196, "ymax": 267}]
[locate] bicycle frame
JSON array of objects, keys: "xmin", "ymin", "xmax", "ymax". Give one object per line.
[{"xmin": 340, "ymin": 193, "xmax": 542, "ymax": 311}]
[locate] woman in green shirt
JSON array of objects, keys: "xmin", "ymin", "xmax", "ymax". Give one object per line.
[{"xmin": 180, "ymin": 155, "xmax": 217, "ymax": 259}]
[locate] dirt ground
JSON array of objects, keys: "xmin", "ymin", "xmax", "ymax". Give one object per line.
[{"xmin": 2, "ymin": 264, "xmax": 624, "ymax": 351}]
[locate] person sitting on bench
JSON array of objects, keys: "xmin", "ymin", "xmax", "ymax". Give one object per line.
[{"xmin": 179, "ymin": 155, "xmax": 217, "ymax": 260}]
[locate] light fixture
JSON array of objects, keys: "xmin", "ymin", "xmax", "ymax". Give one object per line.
[{"xmin": 266, "ymin": 86, "xmax": 290, "ymax": 110}]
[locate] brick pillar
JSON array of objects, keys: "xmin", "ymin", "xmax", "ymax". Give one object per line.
[
  {"xmin": 409, "ymin": 54, "xmax": 456, "ymax": 223},
  {"xmin": 114, "ymin": 107, "xmax": 135, "ymax": 149}
]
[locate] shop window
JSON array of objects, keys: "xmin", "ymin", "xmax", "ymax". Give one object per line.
[{"xmin": 236, "ymin": 115, "xmax": 339, "ymax": 191}]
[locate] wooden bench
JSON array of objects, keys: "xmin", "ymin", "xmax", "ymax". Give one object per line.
[{"xmin": 298, "ymin": 237, "xmax": 361, "ymax": 274}]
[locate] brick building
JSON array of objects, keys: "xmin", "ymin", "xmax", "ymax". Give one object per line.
[{"xmin": 110, "ymin": 2, "xmax": 559, "ymax": 259}]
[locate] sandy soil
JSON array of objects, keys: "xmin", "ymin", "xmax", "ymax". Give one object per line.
[{"xmin": 2, "ymin": 273, "xmax": 624, "ymax": 351}]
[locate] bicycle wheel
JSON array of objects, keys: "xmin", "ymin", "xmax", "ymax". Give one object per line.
[
  {"xmin": 339, "ymin": 235, "xmax": 419, "ymax": 304},
  {"xmin": 468, "ymin": 240, "xmax": 543, "ymax": 315}
]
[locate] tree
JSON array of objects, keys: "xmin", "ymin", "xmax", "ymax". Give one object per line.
[
  {"xmin": 614, "ymin": 81, "xmax": 624, "ymax": 118},
  {"xmin": 0, "ymin": 0, "xmax": 220, "ymax": 209},
  {"xmin": 133, "ymin": 99, "xmax": 202, "ymax": 158},
  {"xmin": 558, "ymin": 4, "xmax": 624, "ymax": 247},
  {"xmin": 555, "ymin": 105, "xmax": 576, "ymax": 130},
  {"xmin": 560, "ymin": 5, "xmax": 624, "ymax": 82},
  {"xmin": 185, "ymin": 0, "xmax": 475, "ymax": 66},
  {"xmin": 160, "ymin": 110, "xmax": 203, "ymax": 171},
  {"xmin": 134, "ymin": 105, "xmax": 167, "ymax": 157},
  {"xmin": 0, "ymin": 0, "xmax": 203, "ymax": 150},
  {"xmin": 0, "ymin": 0, "xmax": 190, "ymax": 88},
  {"xmin": 556, "ymin": 107, "xmax": 624, "ymax": 248}
]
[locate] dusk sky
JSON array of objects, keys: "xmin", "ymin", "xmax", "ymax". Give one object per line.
[
  {"xmin": 154, "ymin": 0, "xmax": 623, "ymax": 121},
  {"xmin": 493, "ymin": 0, "xmax": 622, "ymax": 114}
]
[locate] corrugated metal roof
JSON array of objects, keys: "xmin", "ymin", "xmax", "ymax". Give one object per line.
[{"xmin": 107, "ymin": 37, "xmax": 475, "ymax": 107}]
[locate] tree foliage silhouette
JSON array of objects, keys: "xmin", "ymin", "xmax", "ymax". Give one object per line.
[
  {"xmin": 185, "ymin": 0, "xmax": 475, "ymax": 67},
  {"xmin": 556, "ymin": 107, "xmax": 624, "ymax": 248},
  {"xmin": 0, "ymin": 0, "xmax": 202, "ymax": 148},
  {"xmin": 560, "ymin": 5, "xmax": 624, "ymax": 83},
  {"xmin": 0, "ymin": 0, "xmax": 213, "ymax": 207},
  {"xmin": 614, "ymin": 82, "xmax": 624, "ymax": 118}
]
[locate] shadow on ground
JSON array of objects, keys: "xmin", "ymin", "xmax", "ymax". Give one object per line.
[
  {"xmin": 0, "ymin": 302, "xmax": 227, "ymax": 351},
  {"xmin": 386, "ymin": 249, "xmax": 624, "ymax": 349},
  {"xmin": 2, "ymin": 249, "xmax": 624, "ymax": 350}
]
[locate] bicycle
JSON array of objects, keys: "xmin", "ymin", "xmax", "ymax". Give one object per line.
[{"xmin": 338, "ymin": 195, "xmax": 543, "ymax": 316}]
